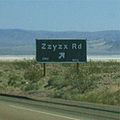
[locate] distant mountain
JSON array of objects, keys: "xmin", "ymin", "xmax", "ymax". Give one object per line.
[{"xmin": 0, "ymin": 29, "xmax": 120, "ymax": 55}]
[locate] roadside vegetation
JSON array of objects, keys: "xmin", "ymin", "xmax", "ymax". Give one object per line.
[{"xmin": 0, "ymin": 60, "xmax": 120, "ymax": 105}]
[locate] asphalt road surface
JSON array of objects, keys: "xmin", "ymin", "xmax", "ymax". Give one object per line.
[
  {"xmin": 0, "ymin": 101, "xmax": 87, "ymax": 120},
  {"xmin": 0, "ymin": 95, "xmax": 119, "ymax": 120}
]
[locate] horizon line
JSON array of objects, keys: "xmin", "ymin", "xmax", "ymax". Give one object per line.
[{"xmin": 0, "ymin": 28, "xmax": 120, "ymax": 33}]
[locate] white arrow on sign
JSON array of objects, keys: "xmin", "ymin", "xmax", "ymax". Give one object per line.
[{"xmin": 58, "ymin": 52, "xmax": 65, "ymax": 59}]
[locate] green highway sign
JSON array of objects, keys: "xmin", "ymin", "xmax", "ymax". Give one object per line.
[{"xmin": 36, "ymin": 39, "xmax": 87, "ymax": 63}]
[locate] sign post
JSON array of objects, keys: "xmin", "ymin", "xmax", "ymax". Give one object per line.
[
  {"xmin": 43, "ymin": 63, "xmax": 46, "ymax": 76},
  {"xmin": 76, "ymin": 63, "xmax": 79, "ymax": 74},
  {"xmin": 36, "ymin": 39, "xmax": 87, "ymax": 76}
]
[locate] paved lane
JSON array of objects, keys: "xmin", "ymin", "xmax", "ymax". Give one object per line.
[
  {"xmin": 0, "ymin": 95, "xmax": 119, "ymax": 120},
  {"xmin": 0, "ymin": 101, "xmax": 80, "ymax": 120}
]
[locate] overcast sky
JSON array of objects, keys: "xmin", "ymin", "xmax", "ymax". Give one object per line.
[{"xmin": 0, "ymin": 0, "xmax": 120, "ymax": 31}]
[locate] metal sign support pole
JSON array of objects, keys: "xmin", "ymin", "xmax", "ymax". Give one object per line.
[
  {"xmin": 43, "ymin": 63, "xmax": 46, "ymax": 76},
  {"xmin": 76, "ymin": 63, "xmax": 79, "ymax": 74}
]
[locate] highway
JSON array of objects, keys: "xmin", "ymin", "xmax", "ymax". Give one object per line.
[{"xmin": 0, "ymin": 95, "xmax": 119, "ymax": 120}]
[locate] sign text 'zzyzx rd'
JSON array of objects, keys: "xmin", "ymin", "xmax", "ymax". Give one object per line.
[{"xmin": 41, "ymin": 43, "xmax": 82, "ymax": 51}]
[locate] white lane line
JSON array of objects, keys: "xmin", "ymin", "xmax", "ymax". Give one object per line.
[{"xmin": 9, "ymin": 105, "xmax": 80, "ymax": 120}]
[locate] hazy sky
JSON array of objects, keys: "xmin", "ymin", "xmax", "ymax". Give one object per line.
[{"xmin": 0, "ymin": 0, "xmax": 120, "ymax": 31}]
